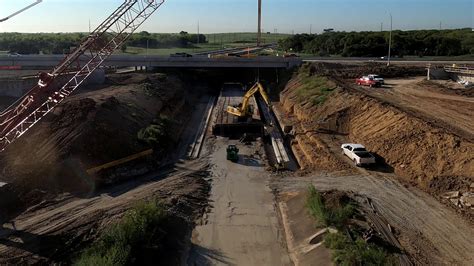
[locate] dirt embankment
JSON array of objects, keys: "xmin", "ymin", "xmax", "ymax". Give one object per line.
[
  {"xmin": 279, "ymin": 68, "xmax": 473, "ymax": 200},
  {"xmin": 0, "ymin": 160, "xmax": 210, "ymax": 264},
  {"xmin": 0, "ymin": 73, "xmax": 192, "ymax": 220}
]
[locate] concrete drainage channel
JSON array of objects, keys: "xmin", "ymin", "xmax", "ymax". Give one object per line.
[
  {"xmin": 211, "ymin": 82, "xmax": 298, "ymax": 170},
  {"xmin": 187, "ymin": 95, "xmax": 216, "ymax": 159}
]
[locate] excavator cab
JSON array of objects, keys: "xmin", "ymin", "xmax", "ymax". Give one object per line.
[{"xmin": 226, "ymin": 82, "xmax": 271, "ymax": 118}]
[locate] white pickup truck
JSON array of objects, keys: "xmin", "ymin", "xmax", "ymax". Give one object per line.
[
  {"xmin": 341, "ymin": 144, "xmax": 376, "ymax": 166},
  {"xmin": 368, "ymin": 74, "xmax": 385, "ymax": 85}
]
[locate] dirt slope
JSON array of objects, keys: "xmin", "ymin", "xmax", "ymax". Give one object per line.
[
  {"xmin": 0, "ymin": 160, "xmax": 210, "ymax": 264},
  {"xmin": 280, "ymin": 77, "xmax": 473, "ymax": 194},
  {"xmin": 0, "ymin": 73, "xmax": 187, "ymax": 188},
  {"xmin": 271, "ymin": 172, "xmax": 474, "ymax": 265},
  {"xmin": 275, "ymin": 65, "xmax": 474, "ymax": 263},
  {"xmin": 358, "ymin": 77, "xmax": 474, "ymax": 141}
]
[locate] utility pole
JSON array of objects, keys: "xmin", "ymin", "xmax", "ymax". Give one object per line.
[
  {"xmin": 197, "ymin": 20, "xmax": 200, "ymax": 46},
  {"xmin": 439, "ymin": 21, "xmax": 442, "ymax": 31},
  {"xmin": 257, "ymin": 0, "xmax": 262, "ymax": 47},
  {"xmin": 145, "ymin": 39, "xmax": 149, "ymax": 58},
  {"xmin": 381, "ymin": 22, "xmax": 383, "ymax": 32},
  {"xmin": 387, "ymin": 13, "xmax": 392, "ymax": 67},
  {"xmin": 310, "ymin": 24, "xmax": 312, "ymax": 34}
]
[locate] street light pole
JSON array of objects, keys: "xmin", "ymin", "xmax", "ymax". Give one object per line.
[
  {"xmin": 257, "ymin": 0, "xmax": 262, "ymax": 47},
  {"xmin": 387, "ymin": 13, "xmax": 392, "ymax": 67}
]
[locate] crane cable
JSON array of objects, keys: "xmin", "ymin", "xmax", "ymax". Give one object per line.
[{"xmin": 0, "ymin": 0, "xmax": 42, "ymax": 22}]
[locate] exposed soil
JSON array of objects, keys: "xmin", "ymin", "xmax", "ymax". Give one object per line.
[
  {"xmin": 280, "ymin": 72, "xmax": 473, "ymax": 197},
  {"xmin": 0, "ymin": 73, "xmax": 192, "ymax": 217},
  {"xmin": 0, "ymin": 160, "xmax": 210, "ymax": 264},
  {"xmin": 357, "ymin": 77, "xmax": 474, "ymax": 141},
  {"xmin": 0, "ymin": 72, "xmax": 215, "ymax": 265},
  {"xmin": 274, "ymin": 63, "xmax": 474, "ymax": 264},
  {"xmin": 422, "ymin": 79, "xmax": 474, "ymax": 97}
]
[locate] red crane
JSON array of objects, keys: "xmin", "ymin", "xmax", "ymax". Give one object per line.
[
  {"xmin": 0, "ymin": 0, "xmax": 166, "ymax": 151},
  {"xmin": 0, "ymin": 0, "xmax": 43, "ymax": 23}
]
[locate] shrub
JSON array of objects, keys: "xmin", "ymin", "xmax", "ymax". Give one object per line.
[
  {"xmin": 75, "ymin": 201, "xmax": 168, "ymax": 266},
  {"xmin": 325, "ymin": 232, "xmax": 397, "ymax": 266},
  {"xmin": 306, "ymin": 186, "xmax": 355, "ymax": 229},
  {"xmin": 137, "ymin": 115, "xmax": 173, "ymax": 147}
]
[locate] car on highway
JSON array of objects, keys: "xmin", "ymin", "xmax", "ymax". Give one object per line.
[
  {"xmin": 341, "ymin": 143, "xmax": 376, "ymax": 167},
  {"xmin": 356, "ymin": 76, "xmax": 382, "ymax": 87},
  {"xmin": 283, "ymin": 53, "xmax": 299, "ymax": 58},
  {"xmin": 7, "ymin": 52, "xmax": 22, "ymax": 57},
  {"xmin": 368, "ymin": 74, "xmax": 384, "ymax": 85},
  {"xmin": 170, "ymin": 52, "xmax": 192, "ymax": 58}
]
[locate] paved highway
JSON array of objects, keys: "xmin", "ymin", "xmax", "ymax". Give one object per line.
[
  {"xmin": 303, "ymin": 57, "xmax": 474, "ymax": 65},
  {"xmin": 0, "ymin": 55, "xmax": 302, "ymax": 69},
  {"xmin": 1, "ymin": 54, "xmax": 472, "ymax": 70}
]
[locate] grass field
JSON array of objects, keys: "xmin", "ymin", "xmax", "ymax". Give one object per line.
[
  {"xmin": 204, "ymin": 32, "xmax": 290, "ymax": 46},
  {"xmin": 122, "ymin": 32, "xmax": 290, "ymax": 55}
]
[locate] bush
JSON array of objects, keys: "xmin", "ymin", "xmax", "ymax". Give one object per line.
[
  {"xmin": 137, "ymin": 115, "xmax": 173, "ymax": 148},
  {"xmin": 306, "ymin": 186, "xmax": 355, "ymax": 229},
  {"xmin": 75, "ymin": 201, "xmax": 168, "ymax": 266},
  {"xmin": 307, "ymin": 187, "xmax": 397, "ymax": 266},
  {"xmin": 325, "ymin": 232, "xmax": 397, "ymax": 266}
]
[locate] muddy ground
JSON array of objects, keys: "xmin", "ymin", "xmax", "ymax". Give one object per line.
[{"xmin": 273, "ymin": 62, "xmax": 474, "ymax": 264}]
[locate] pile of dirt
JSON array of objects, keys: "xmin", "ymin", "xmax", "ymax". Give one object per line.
[
  {"xmin": 279, "ymin": 74, "xmax": 474, "ymax": 198},
  {"xmin": 0, "ymin": 73, "xmax": 191, "ymax": 216},
  {"xmin": 301, "ymin": 62, "xmax": 426, "ymax": 79}
]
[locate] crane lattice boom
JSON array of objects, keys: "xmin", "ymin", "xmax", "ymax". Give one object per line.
[{"xmin": 0, "ymin": 0, "xmax": 165, "ymax": 151}]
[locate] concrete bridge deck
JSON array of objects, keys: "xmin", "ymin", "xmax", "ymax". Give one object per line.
[{"xmin": 0, "ymin": 55, "xmax": 302, "ymax": 69}]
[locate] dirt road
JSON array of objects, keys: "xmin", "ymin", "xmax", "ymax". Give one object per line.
[
  {"xmin": 188, "ymin": 138, "xmax": 291, "ymax": 266},
  {"xmin": 271, "ymin": 168, "xmax": 474, "ymax": 265},
  {"xmin": 0, "ymin": 160, "xmax": 209, "ymax": 264},
  {"xmin": 359, "ymin": 77, "xmax": 474, "ymax": 140}
]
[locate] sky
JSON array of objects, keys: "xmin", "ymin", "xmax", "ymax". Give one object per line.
[{"xmin": 0, "ymin": 0, "xmax": 472, "ymax": 33}]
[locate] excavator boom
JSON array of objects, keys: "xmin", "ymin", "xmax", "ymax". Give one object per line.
[
  {"xmin": 0, "ymin": 0, "xmax": 166, "ymax": 151},
  {"xmin": 226, "ymin": 82, "xmax": 271, "ymax": 117}
]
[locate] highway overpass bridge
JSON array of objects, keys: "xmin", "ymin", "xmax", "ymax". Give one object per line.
[{"xmin": 0, "ymin": 55, "xmax": 302, "ymax": 69}]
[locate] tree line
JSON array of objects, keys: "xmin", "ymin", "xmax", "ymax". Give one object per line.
[
  {"xmin": 0, "ymin": 31, "xmax": 207, "ymax": 54},
  {"xmin": 278, "ymin": 29, "xmax": 474, "ymax": 57}
]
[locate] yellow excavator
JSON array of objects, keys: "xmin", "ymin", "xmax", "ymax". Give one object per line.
[{"xmin": 226, "ymin": 82, "xmax": 271, "ymax": 118}]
